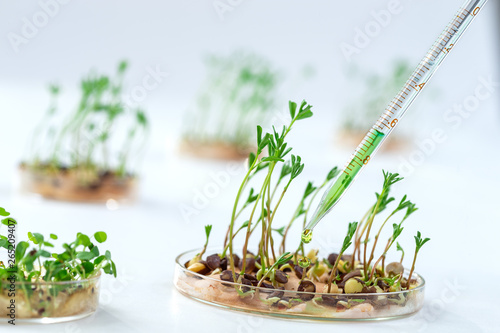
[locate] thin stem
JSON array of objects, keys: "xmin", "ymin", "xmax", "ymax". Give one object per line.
[
  {"xmin": 407, "ymin": 250, "xmax": 418, "ymax": 289},
  {"xmin": 327, "ymin": 252, "xmax": 343, "ymax": 293},
  {"xmin": 228, "ymin": 161, "xmax": 258, "ymax": 282},
  {"xmin": 363, "ymin": 190, "xmax": 386, "ymax": 278},
  {"xmin": 367, "ymin": 211, "xmax": 396, "ymax": 269},
  {"xmin": 279, "ymin": 201, "xmax": 303, "ymax": 254}
]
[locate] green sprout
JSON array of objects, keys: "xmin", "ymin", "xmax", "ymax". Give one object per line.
[
  {"xmin": 193, "ymin": 225, "xmax": 212, "ymax": 263},
  {"xmin": 223, "ymin": 100, "xmax": 313, "ymax": 282},
  {"xmin": 397, "ymin": 242, "xmax": 405, "ymax": 264},
  {"xmin": 326, "ymin": 222, "xmax": 358, "ymax": 292},
  {"xmin": 0, "ymin": 229, "xmax": 117, "ymax": 285},
  {"xmin": 357, "ymin": 170, "xmax": 403, "ymax": 278},
  {"xmin": 256, "ymin": 252, "xmax": 293, "ymax": 289},
  {"xmin": 407, "ymin": 231, "xmax": 430, "ymax": 287},
  {"xmin": 366, "ymin": 194, "xmax": 417, "ymax": 278},
  {"xmin": 23, "ymin": 60, "xmax": 149, "ymax": 185},
  {"xmin": 182, "ymin": 51, "xmax": 281, "ymax": 153},
  {"xmin": 185, "ymin": 104, "xmax": 430, "ymax": 304}
]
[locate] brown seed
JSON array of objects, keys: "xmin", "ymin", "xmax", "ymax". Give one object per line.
[
  {"xmin": 386, "ymin": 262, "xmax": 404, "ymax": 277},
  {"xmin": 187, "ymin": 261, "xmax": 210, "ymax": 275},
  {"xmin": 232, "ymin": 254, "xmax": 240, "ymax": 268},
  {"xmin": 274, "ymin": 270, "xmax": 288, "ymax": 284},
  {"xmin": 239, "ymin": 257, "xmax": 256, "ymax": 273},
  {"xmin": 298, "ymin": 280, "xmax": 316, "ymax": 301},
  {"xmin": 341, "ymin": 270, "xmax": 362, "ymax": 283},
  {"xmin": 206, "ymin": 254, "xmax": 221, "ymax": 270},
  {"xmin": 261, "ymin": 282, "xmax": 275, "ymax": 289},
  {"xmin": 268, "ymin": 286, "xmax": 285, "ymax": 299},
  {"xmin": 361, "ymin": 286, "xmax": 377, "ymax": 293},
  {"xmin": 220, "ymin": 257, "xmax": 228, "ymax": 271},
  {"xmin": 222, "ymin": 254, "xmax": 240, "ymax": 268},
  {"xmin": 328, "ymin": 253, "xmax": 339, "ymax": 266},
  {"xmin": 294, "ymin": 265, "xmax": 303, "ymax": 279},
  {"xmin": 220, "ymin": 270, "xmax": 239, "ymax": 282},
  {"xmin": 377, "ymin": 279, "xmax": 389, "ymax": 290},
  {"xmin": 241, "ymin": 278, "xmax": 253, "ymax": 292},
  {"xmin": 243, "ymin": 273, "xmax": 258, "ymax": 286}
]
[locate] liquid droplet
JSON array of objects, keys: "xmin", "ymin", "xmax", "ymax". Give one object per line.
[
  {"xmin": 298, "ymin": 257, "xmax": 310, "ymax": 268},
  {"xmin": 301, "ymin": 229, "xmax": 313, "ymax": 244}
]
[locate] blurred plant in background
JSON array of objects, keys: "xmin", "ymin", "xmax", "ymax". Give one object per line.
[
  {"xmin": 338, "ymin": 60, "xmax": 415, "ymax": 152},
  {"xmin": 20, "ymin": 61, "xmax": 149, "ymax": 202},
  {"xmin": 181, "ymin": 51, "xmax": 281, "ymax": 160}
]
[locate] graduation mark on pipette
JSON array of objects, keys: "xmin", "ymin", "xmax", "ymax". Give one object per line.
[{"xmin": 302, "ymin": 0, "xmax": 488, "ymax": 243}]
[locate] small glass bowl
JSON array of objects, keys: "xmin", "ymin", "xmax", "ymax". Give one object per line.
[
  {"xmin": 174, "ymin": 249, "xmax": 425, "ymax": 321},
  {"xmin": 19, "ymin": 165, "xmax": 137, "ymax": 203},
  {"xmin": 0, "ymin": 274, "xmax": 101, "ymax": 324}
]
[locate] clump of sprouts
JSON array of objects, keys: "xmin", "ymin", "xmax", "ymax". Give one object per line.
[
  {"xmin": 23, "ymin": 60, "xmax": 149, "ymax": 183},
  {"xmin": 187, "ymin": 100, "xmax": 430, "ymax": 300}
]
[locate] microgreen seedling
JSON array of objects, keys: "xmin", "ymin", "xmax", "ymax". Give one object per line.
[
  {"xmin": 327, "ymin": 222, "xmax": 358, "ymax": 292},
  {"xmin": 182, "ymin": 51, "xmax": 281, "ymax": 155},
  {"xmin": 22, "ymin": 60, "xmax": 149, "ymax": 191},
  {"xmin": 183, "ymin": 103, "xmax": 430, "ymax": 314},
  {"xmin": 407, "ymin": 231, "xmax": 430, "ymax": 286}
]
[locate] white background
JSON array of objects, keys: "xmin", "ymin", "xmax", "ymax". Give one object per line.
[{"xmin": 0, "ymin": 0, "xmax": 499, "ymax": 332}]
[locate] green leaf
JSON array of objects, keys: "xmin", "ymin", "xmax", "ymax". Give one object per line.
[
  {"xmin": 279, "ymin": 162, "xmax": 292, "ymax": 180},
  {"xmin": 81, "ymin": 262, "xmax": 95, "ymax": 275},
  {"xmin": 0, "ymin": 238, "xmax": 8, "ymax": 249},
  {"xmin": 77, "ymin": 233, "xmax": 91, "ymax": 247},
  {"xmin": 28, "ymin": 232, "xmax": 44, "ymax": 245},
  {"xmin": 1, "ymin": 217, "xmax": 16, "ymax": 226},
  {"xmin": 396, "ymin": 242, "xmax": 404, "ymax": 253},
  {"xmin": 15, "ymin": 241, "xmax": 29, "ymax": 263},
  {"xmin": 239, "ymin": 221, "xmax": 249, "ymax": 230},
  {"xmin": 94, "ymin": 255, "xmax": 106, "ymax": 266},
  {"xmin": 327, "ymin": 167, "xmax": 340, "ymax": 181},
  {"xmin": 256, "ymin": 126, "xmax": 263, "ymax": 146},
  {"xmin": 205, "ymin": 225, "xmax": 212, "ymax": 239},
  {"xmin": 303, "ymin": 182, "xmax": 317, "ymax": 199},
  {"xmin": 289, "ymin": 101, "xmax": 297, "ymax": 119},
  {"xmin": 94, "ymin": 232, "xmax": 107, "ymax": 243},
  {"xmin": 91, "ymin": 245, "xmax": 100, "ymax": 257},
  {"xmin": 261, "ymin": 156, "xmax": 284, "ymax": 163},
  {"xmin": 246, "ymin": 188, "xmax": 258, "ymax": 204},
  {"xmin": 111, "ymin": 260, "xmax": 117, "ymax": 277},
  {"xmin": 277, "ymin": 252, "xmax": 293, "ymax": 265},
  {"xmin": 272, "ymin": 226, "xmax": 286, "ymax": 237},
  {"xmin": 295, "ymin": 110, "xmax": 313, "ymax": 120},
  {"xmin": 258, "ymin": 133, "xmax": 270, "ymax": 151},
  {"xmin": 341, "ymin": 221, "xmax": 358, "ymax": 253},
  {"xmin": 50, "ymin": 234, "xmax": 58, "ymax": 240},
  {"xmin": 103, "ymin": 263, "xmax": 112, "ymax": 275},
  {"xmin": 248, "ymin": 152, "xmax": 256, "ymax": 169},
  {"xmin": 0, "ymin": 207, "xmax": 10, "ymax": 217},
  {"xmin": 38, "ymin": 250, "xmax": 51, "ymax": 258},
  {"xmin": 105, "ymin": 250, "xmax": 112, "ymax": 260},
  {"xmin": 76, "ymin": 251, "xmax": 96, "ymax": 261},
  {"xmin": 392, "ymin": 223, "xmax": 404, "ymax": 240}
]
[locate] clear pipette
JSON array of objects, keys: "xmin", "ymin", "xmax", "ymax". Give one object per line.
[{"xmin": 302, "ymin": 0, "xmax": 489, "ymax": 243}]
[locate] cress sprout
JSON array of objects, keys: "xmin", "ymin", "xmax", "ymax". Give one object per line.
[
  {"xmin": 181, "ymin": 51, "xmax": 281, "ymax": 159},
  {"xmin": 21, "ymin": 60, "xmax": 149, "ymax": 190},
  {"xmin": 183, "ymin": 103, "xmax": 430, "ymax": 311}
]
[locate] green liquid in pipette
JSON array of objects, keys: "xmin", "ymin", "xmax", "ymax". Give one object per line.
[{"xmin": 301, "ymin": 129, "xmax": 386, "ymax": 243}]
